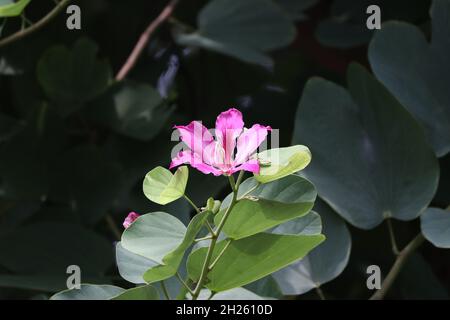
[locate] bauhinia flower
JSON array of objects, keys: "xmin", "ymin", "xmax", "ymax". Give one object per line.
[
  {"xmin": 170, "ymin": 108, "xmax": 271, "ymax": 176},
  {"xmin": 123, "ymin": 212, "xmax": 140, "ymax": 229}
]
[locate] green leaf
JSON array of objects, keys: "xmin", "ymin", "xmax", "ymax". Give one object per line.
[
  {"xmin": 273, "ymin": 200, "xmax": 351, "ymax": 294},
  {"xmin": 244, "ymin": 276, "xmax": 283, "ymax": 299},
  {"xmin": 187, "ymin": 232, "xmax": 324, "ymax": 292},
  {"xmin": 175, "ymin": 0, "xmax": 295, "ymax": 66},
  {"xmin": 121, "ymin": 212, "xmax": 186, "ymax": 264},
  {"xmin": 421, "ymin": 208, "xmax": 450, "ymax": 249},
  {"xmin": 51, "ymin": 284, "xmax": 124, "ymax": 300},
  {"xmin": 293, "ymin": 63, "xmax": 439, "ymax": 229},
  {"xmin": 0, "ymin": 222, "xmax": 113, "ymax": 275},
  {"xmin": 143, "ymin": 211, "xmax": 211, "ymax": 283},
  {"xmin": 88, "ymin": 81, "xmax": 173, "ymax": 141},
  {"xmin": 37, "ymin": 38, "xmax": 112, "ymax": 117},
  {"xmin": 369, "ymin": 0, "xmax": 450, "ymax": 157},
  {"xmin": 116, "ymin": 242, "xmax": 157, "ymax": 284},
  {"xmin": 254, "ymin": 146, "xmax": 311, "ymax": 183},
  {"xmin": 112, "ymin": 284, "xmax": 159, "ymax": 300},
  {"xmin": 143, "ymin": 166, "xmax": 188, "ymax": 205},
  {"xmin": 217, "ymin": 175, "xmax": 316, "ymax": 239},
  {"xmin": 0, "ymin": 0, "xmax": 30, "ymax": 17}
]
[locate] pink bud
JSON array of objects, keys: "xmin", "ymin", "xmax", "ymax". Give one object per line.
[{"xmin": 123, "ymin": 212, "xmax": 140, "ymax": 229}]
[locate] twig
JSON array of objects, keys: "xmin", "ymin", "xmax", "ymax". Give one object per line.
[
  {"xmin": 316, "ymin": 287, "xmax": 326, "ymax": 300},
  {"xmin": 115, "ymin": 0, "xmax": 179, "ymax": 81},
  {"xmin": 0, "ymin": 0, "xmax": 71, "ymax": 48},
  {"xmin": 183, "ymin": 194, "xmax": 200, "ymax": 214},
  {"xmin": 370, "ymin": 233, "xmax": 425, "ymax": 300},
  {"xmin": 386, "ymin": 218, "xmax": 400, "ymax": 255}
]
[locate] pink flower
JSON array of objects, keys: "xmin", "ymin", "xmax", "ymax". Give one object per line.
[
  {"xmin": 170, "ymin": 108, "xmax": 271, "ymax": 176},
  {"xmin": 123, "ymin": 212, "xmax": 140, "ymax": 229}
]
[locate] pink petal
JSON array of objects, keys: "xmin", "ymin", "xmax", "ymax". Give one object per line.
[
  {"xmin": 230, "ymin": 159, "xmax": 260, "ymax": 174},
  {"xmin": 234, "ymin": 124, "xmax": 271, "ymax": 165},
  {"xmin": 170, "ymin": 151, "xmax": 222, "ymax": 176},
  {"xmin": 123, "ymin": 212, "xmax": 140, "ymax": 229},
  {"xmin": 174, "ymin": 121, "xmax": 213, "ymax": 157},
  {"xmin": 215, "ymin": 108, "xmax": 244, "ymax": 166}
]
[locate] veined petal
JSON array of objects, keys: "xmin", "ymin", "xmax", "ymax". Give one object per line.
[
  {"xmin": 174, "ymin": 121, "xmax": 213, "ymax": 156},
  {"xmin": 170, "ymin": 151, "xmax": 222, "ymax": 176},
  {"xmin": 230, "ymin": 159, "xmax": 260, "ymax": 174},
  {"xmin": 234, "ymin": 124, "xmax": 271, "ymax": 165},
  {"xmin": 215, "ymin": 108, "xmax": 244, "ymax": 165}
]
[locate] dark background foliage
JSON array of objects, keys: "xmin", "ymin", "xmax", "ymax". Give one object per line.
[{"xmin": 0, "ymin": 0, "xmax": 448, "ymax": 299}]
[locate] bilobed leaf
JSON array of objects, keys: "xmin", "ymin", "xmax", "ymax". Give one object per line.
[
  {"xmin": 143, "ymin": 166, "xmax": 188, "ymax": 205},
  {"xmin": 121, "ymin": 212, "xmax": 186, "ymax": 264},
  {"xmin": 142, "ymin": 211, "xmax": 212, "ymax": 283},
  {"xmin": 37, "ymin": 38, "xmax": 112, "ymax": 117},
  {"xmin": 421, "ymin": 208, "xmax": 450, "ymax": 249},
  {"xmin": 369, "ymin": 0, "xmax": 450, "ymax": 157},
  {"xmin": 175, "ymin": 0, "xmax": 295, "ymax": 66},
  {"xmin": 88, "ymin": 81, "xmax": 173, "ymax": 141},
  {"xmin": 216, "ymin": 175, "xmax": 316, "ymax": 239},
  {"xmin": 273, "ymin": 200, "xmax": 351, "ymax": 295},
  {"xmin": 116, "ymin": 242, "xmax": 158, "ymax": 284},
  {"xmin": 254, "ymin": 146, "xmax": 311, "ymax": 183},
  {"xmin": 293, "ymin": 63, "xmax": 439, "ymax": 229},
  {"xmin": 187, "ymin": 232, "xmax": 324, "ymax": 292},
  {"xmin": 112, "ymin": 284, "xmax": 159, "ymax": 300},
  {"xmin": 0, "ymin": 0, "xmax": 30, "ymax": 17},
  {"xmin": 50, "ymin": 284, "xmax": 124, "ymax": 300}
]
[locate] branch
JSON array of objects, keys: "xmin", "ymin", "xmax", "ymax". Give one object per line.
[
  {"xmin": 115, "ymin": 0, "xmax": 179, "ymax": 81},
  {"xmin": 0, "ymin": 0, "xmax": 71, "ymax": 48},
  {"xmin": 370, "ymin": 233, "xmax": 425, "ymax": 300}
]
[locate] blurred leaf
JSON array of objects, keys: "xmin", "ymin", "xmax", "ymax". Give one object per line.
[
  {"xmin": 0, "ymin": 0, "xmax": 30, "ymax": 17},
  {"xmin": 293, "ymin": 64, "xmax": 439, "ymax": 229},
  {"xmin": 89, "ymin": 81, "xmax": 173, "ymax": 141},
  {"xmin": 37, "ymin": 38, "xmax": 112, "ymax": 117},
  {"xmin": 143, "ymin": 166, "xmax": 188, "ymax": 205},
  {"xmin": 244, "ymin": 275, "xmax": 283, "ymax": 299},
  {"xmin": 273, "ymin": 200, "xmax": 351, "ymax": 295},
  {"xmin": 176, "ymin": 0, "xmax": 295, "ymax": 65},
  {"xmin": 51, "ymin": 284, "xmax": 124, "ymax": 300},
  {"xmin": 116, "ymin": 242, "xmax": 157, "ymax": 284},
  {"xmin": 421, "ymin": 207, "xmax": 450, "ymax": 248},
  {"xmin": 275, "ymin": 0, "xmax": 318, "ymax": 21},
  {"xmin": 0, "ymin": 222, "xmax": 113, "ymax": 275},
  {"xmin": 255, "ymin": 146, "xmax": 312, "ymax": 183},
  {"xmin": 369, "ymin": 0, "xmax": 450, "ymax": 157},
  {"xmin": 187, "ymin": 232, "xmax": 324, "ymax": 292},
  {"xmin": 0, "ymin": 113, "xmax": 24, "ymax": 142},
  {"xmin": 112, "ymin": 284, "xmax": 159, "ymax": 300},
  {"xmin": 194, "ymin": 287, "xmax": 266, "ymax": 300}
]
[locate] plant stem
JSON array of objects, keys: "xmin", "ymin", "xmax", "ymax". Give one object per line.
[
  {"xmin": 316, "ymin": 287, "xmax": 326, "ymax": 300},
  {"xmin": 115, "ymin": 0, "xmax": 179, "ymax": 81},
  {"xmin": 183, "ymin": 194, "xmax": 200, "ymax": 213},
  {"xmin": 161, "ymin": 280, "xmax": 171, "ymax": 300},
  {"xmin": 0, "ymin": 0, "xmax": 71, "ymax": 48},
  {"xmin": 208, "ymin": 238, "xmax": 232, "ymax": 270},
  {"xmin": 370, "ymin": 233, "xmax": 425, "ymax": 300},
  {"xmin": 191, "ymin": 174, "xmax": 239, "ymax": 300},
  {"xmin": 386, "ymin": 218, "xmax": 400, "ymax": 255},
  {"xmin": 175, "ymin": 272, "xmax": 194, "ymax": 295}
]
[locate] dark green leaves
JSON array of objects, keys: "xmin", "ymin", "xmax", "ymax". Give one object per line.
[
  {"xmin": 175, "ymin": 0, "xmax": 296, "ymax": 65},
  {"xmin": 89, "ymin": 81, "xmax": 173, "ymax": 141},
  {"xmin": 37, "ymin": 38, "xmax": 112, "ymax": 117},
  {"xmin": 369, "ymin": 0, "xmax": 450, "ymax": 157},
  {"xmin": 293, "ymin": 64, "xmax": 439, "ymax": 229},
  {"xmin": 421, "ymin": 208, "xmax": 450, "ymax": 248}
]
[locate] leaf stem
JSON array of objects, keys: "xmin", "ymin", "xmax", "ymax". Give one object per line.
[
  {"xmin": 160, "ymin": 280, "xmax": 171, "ymax": 300},
  {"xmin": 316, "ymin": 286, "xmax": 326, "ymax": 300},
  {"xmin": 0, "ymin": 0, "xmax": 71, "ymax": 48},
  {"xmin": 191, "ymin": 174, "xmax": 239, "ymax": 300},
  {"xmin": 370, "ymin": 233, "xmax": 425, "ymax": 300},
  {"xmin": 183, "ymin": 194, "xmax": 200, "ymax": 213},
  {"xmin": 386, "ymin": 218, "xmax": 400, "ymax": 255},
  {"xmin": 208, "ymin": 238, "xmax": 232, "ymax": 270},
  {"xmin": 175, "ymin": 272, "xmax": 194, "ymax": 295}
]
